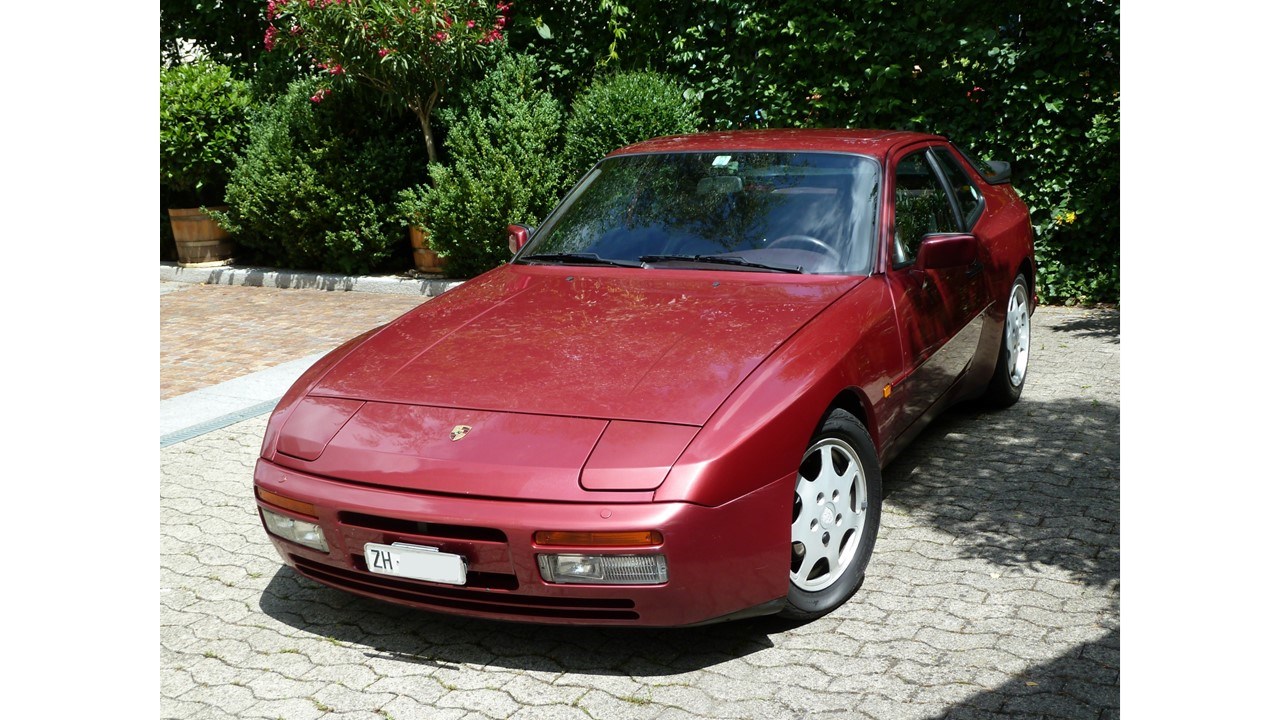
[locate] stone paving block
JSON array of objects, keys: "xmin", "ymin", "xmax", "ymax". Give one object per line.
[
  {"xmin": 300, "ymin": 662, "xmax": 382, "ymax": 691},
  {"xmin": 1001, "ymin": 689, "xmax": 1103, "ymax": 719},
  {"xmin": 241, "ymin": 697, "xmax": 326, "ymax": 719},
  {"xmin": 692, "ymin": 672, "xmax": 787, "ymax": 702},
  {"xmin": 378, "ymin": 695, "xmax": 469, "ymax": 720},
  {"xmin": 861, "ymin": 591, "xmax": 943, "ymax": 615},
  {"xmin": 436, "ymin": 688, "xmax": 521, "ymax": 718},
  {"xmin": 945, "ymin": 647, "xmax": 1031, "ymax": 675},
  {"xmin": 162, "ymin": 666, "xmax": 200, "ymax": 700},
  {"xmin": 499, "ymin": 674, "xmax": 588, "ymax": 707},
  {"xmin": 909, "ymin": 681, "xmax": 1001, "ymax": 708},
  {"xmin": 961, "ymin": 617, "xmax": 1050, "ymax": 641},
  {"xmin": 993, "ymin": 634, "xmax": 1058, "ymax": 660},
  {"xmin": 575, "ymin": 688, "xmax": 666, "ymax": 720},
  {"xmin": 160, "ymin": 698, "xmax": 215, "ymax": 719},
  {"xmin": 249, "ymin": 646, "xmax": 322, "ymax": 677},
  {"xmin": 1043, "ymin": 624, "xmax": 1112, "ymax": 647},
  {"xmin": 639, "ymin": 683, "xmax": 722, "ymax": 715},
  {"xmin": 890, "ymin": 659, "xmax": 984, "ymax": 689},
  {"xmin": 185, "ymin": 656, "xmax": 263, "ymax": 687},
  {"xmin": 363, "ymin": 674, "xmax": 451, "ymax": 704},
  {"xmin": 311, "ymin": 683, "xmax": 398, "ymax": 715},
  {"xmin": 508, "ymin": 705, "xmax": 595, "ymax": 720},
  {"xmin": 704, "ymin": 698, "xmax": 794, "ymax": 719},
  {"xmin": 434, "ymin": 665, "xmax": 514, "ymax": 692},
  {"xmin": 244, "ymin": 670, "xmax": 329, "ymax": 701},
  {"xmin": 804, "ymin": 652, "xmax": 892, "ymax": 680},
  {"xmin": 784, "ymin": 630, "xmax": 866, "ymax": 658},
  {"xmin": 821, "ymin": 671, "xmax": 917, "ymax": 703},
  {"xmin": 175, "ymin": 683, "xmax": 258, "ymax": 715},
  {"xmin": 834, "ymin": 621, "xmax": 922, "ymax": 645}
]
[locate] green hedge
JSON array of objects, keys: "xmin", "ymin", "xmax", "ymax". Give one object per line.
[
  {"xmin": 219, "ymin": 82, "xmax": 427, "ymax": 275},
  {"xmin": 535, "ymin": 0, "xmax": 1120, "ymax": 303}
]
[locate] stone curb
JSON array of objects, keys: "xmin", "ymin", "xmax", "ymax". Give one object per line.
[
  {"xmin": 159, "ymin": 352, "xmax": 330, "ymax": 446},
  {"xmin": 160, "ymin": 262, "xmax": 464, "ymax": 297}
]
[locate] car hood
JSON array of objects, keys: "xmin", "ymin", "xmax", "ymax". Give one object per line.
[{"xmin": 310, "ymin": 264, "xmax": 862, "ymax": 426}]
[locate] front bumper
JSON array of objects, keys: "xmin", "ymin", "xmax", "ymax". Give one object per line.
[{"xmin": 254, "ymin": 458, "xmax": 791, "ymax": 627}]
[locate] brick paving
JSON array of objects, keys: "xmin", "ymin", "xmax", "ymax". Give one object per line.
[
  {"xmin": 160, "ymin": 283, "xmax": 427, "ymax": 399},
  {"xmin": 160, "ymin": 305, "xmax": 1120, "ymax": 720}
]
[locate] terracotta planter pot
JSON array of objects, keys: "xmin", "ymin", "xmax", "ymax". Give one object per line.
[
  {"xmin": 169, "ymin": 206, "xmax": 235, "ymax": 267},
  {"xmin": 409, "ymin": 225, "xmax": 445, "ymax": 274}
]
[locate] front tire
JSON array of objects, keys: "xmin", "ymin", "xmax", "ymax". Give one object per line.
[
  {"xmin": 983, "ymin": 274, "xmax": 1031, "ymax": 408},
  {"xmin": 782, "ymin": 409, "xmax": 882, "ymax": 620}
]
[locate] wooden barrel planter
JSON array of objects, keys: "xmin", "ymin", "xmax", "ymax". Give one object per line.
[
  {"xmin": 169, "ymin": 206, "xmax": 235, "ymax": 267},
  {"xmin": 409, "ymin": 225, "xmax": 445, "ymax": 274}
]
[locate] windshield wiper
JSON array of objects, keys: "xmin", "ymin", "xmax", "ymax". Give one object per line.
[
  {"xmin": 520, "ymin": 252, "xmax": 643, "ymax": 268},
  {"xmin": 638, "ymin": 254, "xmax": 805, "ymax": 274}
]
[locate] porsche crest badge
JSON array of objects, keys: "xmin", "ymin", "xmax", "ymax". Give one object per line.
[{"xmin": 450, "ymin": 425, "xmax": 472, "ymax": 442}]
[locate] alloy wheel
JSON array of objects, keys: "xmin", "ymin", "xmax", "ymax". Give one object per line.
[{"xmin": 791, "ymin": 438, "xmax": 868, "ymax": 592}]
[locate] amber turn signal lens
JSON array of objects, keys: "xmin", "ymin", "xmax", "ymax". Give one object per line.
[
  {"xmin": 256, "ymin": 488, "xmax": 318, "ymax": 518},
  {"xmin": 534, "ymin": 530, "xmax": 663, "ymax": 547}
]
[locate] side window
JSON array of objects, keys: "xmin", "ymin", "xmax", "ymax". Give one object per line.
[
  {"xmin": 931, "ymin": 148, "xmax": 983, "ymax": 229},
  {"xmin": 893, "ymin": 151, "xmax": 958, "ymax": 266}
]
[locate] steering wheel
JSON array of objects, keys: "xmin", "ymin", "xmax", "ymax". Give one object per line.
[{"xmin": 770, "ymin": 235, "xmax": 840, "ymax": 262}]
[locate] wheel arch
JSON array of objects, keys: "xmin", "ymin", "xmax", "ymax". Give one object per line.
[
  {"xmin": 821, "ymin": 388, "xmax": 879, "ymax": 453},
  {"xmin": 1018, "ymin": 257, "xmax": 1037, "ymax": 312}
]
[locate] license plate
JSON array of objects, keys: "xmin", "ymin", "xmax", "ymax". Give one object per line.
[{"xmin": 363, "ymin": 542, "xmax": 468, "ymax": 585}]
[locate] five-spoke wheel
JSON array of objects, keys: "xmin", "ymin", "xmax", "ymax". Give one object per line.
[{"xmin": 783, "ymin": 409, "xmax": 882, "ymax": 619}]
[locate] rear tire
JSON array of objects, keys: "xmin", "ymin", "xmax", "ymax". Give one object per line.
[
  {"xmin": 781, "ymin": 409, "xmax": 882, "ymax": 620},
  {"xmin": 983, "ymin": 274, "xmax": 1031, "ymax": 408}
]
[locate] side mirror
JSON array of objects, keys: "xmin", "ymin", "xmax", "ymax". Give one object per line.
[
  {"xmin": 981, "ymin": 160, "xmax": 1011, "ymax": 184},
  {"xmin": 917, "ymin": 233, "xmax": 978, "ymax": 270},
  {"xmin": 507, "ymin": 224, "xmax": 533, "ymax": 255}
]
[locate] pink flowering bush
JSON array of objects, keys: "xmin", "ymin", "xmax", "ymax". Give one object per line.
[{"xmin": 265, "ymin": 0, "xmax": 512, "ymax": 162}]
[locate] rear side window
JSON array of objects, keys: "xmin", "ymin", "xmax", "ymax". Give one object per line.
[
  {"xmin": 893, "ymin": 151, "xmax": 958, "ymax": 265},
  {"xmin": 931, "ymin": 148, "xmax": 983, "ymax": 229}
]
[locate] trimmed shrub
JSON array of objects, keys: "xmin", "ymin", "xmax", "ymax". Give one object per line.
[
  {"xmin": 160, "ymin": 60, "xmax": 252, "ymax": 206},
  {"xmin": 400, "ymin": 53, "xmax": 565, "ymax": 278},
  {"xmin": 219, "ymin": 81, "xmax": 428, "ymax": 275},
  {"xmin": 561, "ymin": 71, "xmax": 702, "ymax": 180}
]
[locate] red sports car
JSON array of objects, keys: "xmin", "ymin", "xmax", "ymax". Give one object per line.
[{"xmin": 254, "ymin": 129, "xmax": 1035, "ymax": 626}]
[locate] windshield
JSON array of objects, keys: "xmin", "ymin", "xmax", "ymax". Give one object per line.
[{"xmin": 518, "ymin": 151, "xmax": 880, "ymax": 275}]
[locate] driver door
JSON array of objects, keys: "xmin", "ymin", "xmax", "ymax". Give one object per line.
[{"xmin": 884, "ymin": 146, "xmax": 986, "ymax": 430}]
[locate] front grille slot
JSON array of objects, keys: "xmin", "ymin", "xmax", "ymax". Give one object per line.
[
  {"xmin": 339, "ymin": 512, "xmax": 507, "ymax": 543},
  {"xmin": 290, "ymin": 555, "xmax": 639, "ymax": 621}
]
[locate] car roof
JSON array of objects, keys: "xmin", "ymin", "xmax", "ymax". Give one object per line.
[{"xmin": 609, "ymin": 129, "xmax": 948, "ymax": 159}]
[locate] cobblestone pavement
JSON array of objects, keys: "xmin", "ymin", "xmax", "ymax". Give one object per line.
[
  {"xmin": 160, "ymin": 283, "xmax": 427, "ymax": 399},
  {"xmin": 160, "ymin": 305, "xmax": 1120, "ymax": 720}
]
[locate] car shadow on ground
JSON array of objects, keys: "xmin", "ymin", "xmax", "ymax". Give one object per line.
[
  {"xmin": 932, "ymin": 627, "xmax": 1120, "ymax": 719},
  {"xmin": 1050, "ymin": 308, "xmax": 1120, "ymax": 344},
  {"xmin": 875, "ymin": 391, "xmax": 1120, "ymax": 717},
  {"xmin": 881, "ymin": 393, "xmax": 1120, "ymax": 589},
  {"xmin": 259, "ymin": 570, "xmax": 795, "ymax": 673}
]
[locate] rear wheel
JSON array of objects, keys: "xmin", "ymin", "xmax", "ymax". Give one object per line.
[
  {"xmin": 782, "ymin": 409, "xmax": 882, "ymax": 620},
  {"xmin": 984, "ymin": 274, "xmax": 1031, "ymax": 408}
]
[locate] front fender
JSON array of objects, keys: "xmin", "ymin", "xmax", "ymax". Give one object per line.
[{"xmin": 658, "ymin": 280, "xmax": 900, "ymax": 507}]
